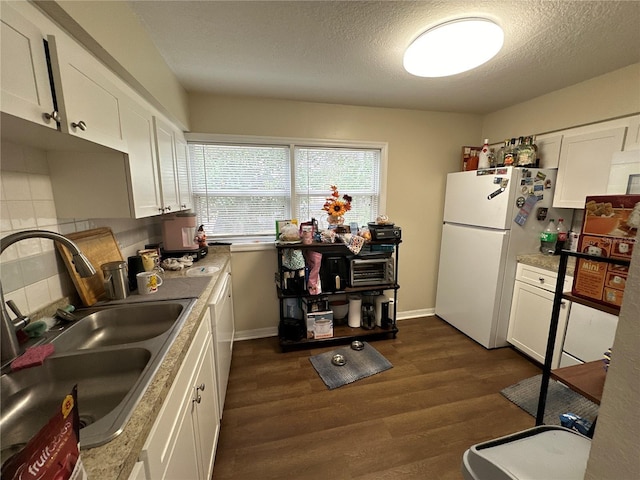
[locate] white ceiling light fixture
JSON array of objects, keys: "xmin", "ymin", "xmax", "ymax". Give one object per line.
[{"xmin": 404, "ymin": 17, "xmax": 504, "ymax": 77}]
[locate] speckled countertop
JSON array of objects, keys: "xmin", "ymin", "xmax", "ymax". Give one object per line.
[
  {"xmin": 517, "ymin": 253, "xmax": 576, "ymax": 277},
  {"xmin": 80, "ymin": 247, "xmax": 231, "ymax": 479}
]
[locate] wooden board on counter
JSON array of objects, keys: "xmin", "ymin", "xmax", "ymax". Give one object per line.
[{"xmin": 56, "ymin": 227, "xmax": 123, "ymax": 306}]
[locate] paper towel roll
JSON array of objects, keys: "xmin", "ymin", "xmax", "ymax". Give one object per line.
[
  {"xmin": 374, "ymin": 294, "xmax": 388, "ymax": 327},
  {"xmin": 348, "ymin": 296, "xmax": 362, "ymax": 328}
]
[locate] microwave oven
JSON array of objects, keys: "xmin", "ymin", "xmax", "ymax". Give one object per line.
[{"xmin": 350, "ymin": 257, "xmax": 394, "ymax": 287}]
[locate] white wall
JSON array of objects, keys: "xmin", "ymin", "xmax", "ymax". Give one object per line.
[
  {"xmin": 188, "ymin": 94, "xmax": 483, "ymax": 333},
  {"xmin": 482, "ymin": 63, "xmax": 640, "ymax": 141}
]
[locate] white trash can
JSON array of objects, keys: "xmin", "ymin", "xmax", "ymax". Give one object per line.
[{"xmin": 462, "ymin": 425, "xmax": 591, "ymax": 480}]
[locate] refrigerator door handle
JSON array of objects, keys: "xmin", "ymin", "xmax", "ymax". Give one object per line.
[{"xmin": 487, "ymin": 186, "xmax": 505, "ymax": 199}]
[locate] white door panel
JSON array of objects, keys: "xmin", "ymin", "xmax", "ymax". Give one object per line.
[
  {"xmin": 443, "ymin": 168, "xmax": 514, "ymax": 229},
  {"xmin": 436, "ymin": 223, "xmax": 509, "ymax": 348}
]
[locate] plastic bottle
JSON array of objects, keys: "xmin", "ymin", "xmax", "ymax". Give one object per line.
[
  {"xmin": 555, "ymin": 218, "xmax": 568, "ymax": 254},
  {"xmin": 540, "ymin": 219, "xmax": 558, "ymax": 255},
  {"xmin": 478, "ymin": 139, "xmax": 491, "ymax": 169}
]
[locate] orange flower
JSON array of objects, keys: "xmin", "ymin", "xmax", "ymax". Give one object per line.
[{"xmin": 322, "ymin": 186, "xmax": 352, "ymax": 216}]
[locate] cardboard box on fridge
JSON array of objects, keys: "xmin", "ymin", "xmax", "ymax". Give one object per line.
[
  {"xmin": 305, "ymin": 311, "xmax": 333, "ymax": 339},
  {"xmin": 572, "ymin": 194, "xmax": 640, "ymax": 308}
]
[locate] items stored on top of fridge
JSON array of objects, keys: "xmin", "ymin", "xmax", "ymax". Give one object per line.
[
  {"xmin": 461, "ymin": 145, "xmax": 482, "ymax": 171},
  {"xmin": 478, "ymin": 139, "xmax": 491, "ymax": 169}
]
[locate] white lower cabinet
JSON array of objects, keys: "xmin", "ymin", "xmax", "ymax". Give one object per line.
[
  {"xmin": 507, "ymin": 263, "xmax": 573, "ymax": 368},
  {"xmin": 140, "ymin": 313, "xmax": 220, "ymax": 480},
  {"xmin": 209, "ymin": 267, "xmax": 235, "ymax": 417}
]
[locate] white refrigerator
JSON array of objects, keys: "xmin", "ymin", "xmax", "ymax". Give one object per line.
[{"xmin": 435, "ymin": 167, "xmax": 572, "ymax": 349}]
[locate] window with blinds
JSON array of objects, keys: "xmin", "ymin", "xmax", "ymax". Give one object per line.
[{"xmin": 188, "ymin": 141, "xmax": 381, "ymax": 240}]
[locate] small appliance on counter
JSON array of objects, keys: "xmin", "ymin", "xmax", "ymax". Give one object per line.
[
  {"xmin": 367, "ymin": 222, "xmax": 402, "ymax": 240},
  {"xmin": 162, "ymin": 212, "xmax": 199, "ymax": 251},
  {"xmin": 161, "ymin": 213, "xmax": 208, "ymax": 261}
]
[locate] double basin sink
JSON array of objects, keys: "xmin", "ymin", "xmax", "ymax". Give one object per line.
[{"xmin": 0, "ymin": 298, "xmax": 196, "ymax": 463}]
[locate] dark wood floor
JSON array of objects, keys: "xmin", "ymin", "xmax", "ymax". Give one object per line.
[{"xmin": 213, "ymin": 316, "xmax": 541, "ymax": 479}]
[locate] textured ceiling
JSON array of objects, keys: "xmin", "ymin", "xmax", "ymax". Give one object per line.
[{"xmin": 127, "ymin": 0, "xmax": 640, "ymax": 114}]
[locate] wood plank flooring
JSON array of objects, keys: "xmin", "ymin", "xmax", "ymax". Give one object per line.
[{"xmin": 213, "ymin": 316, "xmax": 541, "ymax": 479}]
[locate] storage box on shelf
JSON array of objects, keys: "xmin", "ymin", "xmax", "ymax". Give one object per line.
[
  {"xmin": 275, "ymin": 239, "xmax": 400, "ymax": 351},
  {"xmin": 572, "ymin": 194, "xmax": 639, "ymax": 309}
]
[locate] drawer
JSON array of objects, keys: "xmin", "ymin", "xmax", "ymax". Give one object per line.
[{"xmin": 516, "ymin": 263, "xmax": 573, "ymax": 293}]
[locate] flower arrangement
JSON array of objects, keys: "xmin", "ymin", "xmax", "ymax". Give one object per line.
[{"xmin": 323, "ymin": 185, "xmax": 352, "ymax": 217}]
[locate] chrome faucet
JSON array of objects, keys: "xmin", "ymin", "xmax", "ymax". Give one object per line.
[{"xmin": 1, "ymin": 230, "xmax": 96, "ymax": 364}]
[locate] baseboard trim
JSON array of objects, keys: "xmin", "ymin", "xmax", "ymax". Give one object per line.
[{"xmin": 234, "ymin": 309, "xmax": 436, "ymax": 341}]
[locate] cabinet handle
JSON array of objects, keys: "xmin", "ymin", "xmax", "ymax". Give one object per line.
[
  {"xmin": 181, "ymin": 204, "xmax": 187, "ymax": 209},
  {"xmin": 193, "ymin": 383, "xmax": 205, "ymax": 404},
  {"xmin": 71, "ymin": 120, "xmax": 87, "ymax": 131},
  {"xmin": 43, "ymin": 110, "xmax": 60, "ymax": 124},
  {"xmin": 538, "ymin": 277, "xmax": 545, "ymax": 284},
  {"xmin": 166, "ymin": 206, "xmax": 172, "ymax": 212}
]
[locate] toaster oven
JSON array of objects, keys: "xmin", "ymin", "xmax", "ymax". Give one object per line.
[{"xmin": 350, "ymin": 257, "xmax": 395, "ymax": 286}]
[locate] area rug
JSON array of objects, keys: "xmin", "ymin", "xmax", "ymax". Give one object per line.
[
  {"xmin": 501, "ymin": 374, "xmax": 599, "ymax": 426},
  {"xmin": 309, "ymin": 342, "xmax": 393, "ymax": 390}
]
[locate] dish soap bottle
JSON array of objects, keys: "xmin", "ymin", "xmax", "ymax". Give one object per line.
[
  {"xmin": 478, "ymin": 139, "xmax": 491, "ymax": 169},
  {"xmin": 540, "ymin": 219, "xmax": 558, "ymax": 256}
]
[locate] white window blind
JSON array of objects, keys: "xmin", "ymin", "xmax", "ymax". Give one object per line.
[
  {"xmin": 294, "ymin": 146, "xmax": 380, "ymax": 227},
  {"xmin": 189, "ymin": 144, "xmax": 290, "ymax": 237},
  {"xmin": 188, "ymin": 141, "xmax": 382, "ymax": 240}
]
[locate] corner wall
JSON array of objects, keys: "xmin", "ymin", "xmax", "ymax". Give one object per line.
[
  {"xmin": 482, "ymin": 63, "xmax": 640, "ymax": 141},
  {"xmin": 188, "ymin": 94, "xmax": 483, "ymax": 333}
]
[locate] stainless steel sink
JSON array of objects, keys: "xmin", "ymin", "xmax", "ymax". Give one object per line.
[
  {"xmin": 51, "ymin": 302, "xmax": 188, "ymax": 351},
  {"xmin": 0, "ymin": 298, "xmax": 196, "ymax": 461}
]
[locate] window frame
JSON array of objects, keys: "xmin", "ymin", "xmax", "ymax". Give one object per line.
[{"xmin": 185, "ymin": 132, "xmax": 389, "ymax": 248}]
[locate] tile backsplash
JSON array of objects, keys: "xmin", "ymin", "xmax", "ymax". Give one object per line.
[{"xmin": 1, "ymin": 141, "xmax": 162, "ymax": 314}]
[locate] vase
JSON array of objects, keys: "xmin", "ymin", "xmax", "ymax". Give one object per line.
[{"xmin": 327, "ymin": 215, "xmax": 345, "ymax": 226}]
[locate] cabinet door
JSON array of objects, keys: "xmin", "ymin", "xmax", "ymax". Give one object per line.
[
  {"xmin": 0, "ymin": 3, "xmax": 56, "ymax": 129},
  {"xmin": 174, "ymin": 132, "xmax": 193, "ymax": 211},
  {"xmin": 153, "ymin": 116, "xmax": 180, "ymax": 213},
  {"xmin": 535, "ymin": 133, "xmax": 563, "ymax": 169},
  {"xmin": 507, "ymin": 280, "xmax": 570, "ymax": 368},
  {"xmin": 553, "ymin": 126, "xmax": 626, "ymax": 208},
  {"xmin": 210, "ymin": 271, "xmax": 234, "ymax": 416},
  {"xmin": 192, "ymin": 334, "xmax": 220, "ymax": 480},
  {"xmin": 141, "ymin": 318, "xmax": 209, "ymax": 480},
  {"xmin": 121, "ymin": 98, "xmax": 163, "ymax": 217},
  {"xmin": 624, "ymin": 115, "xmax": 640, "ymax": 151},
  {"xmin": 47, "ymin": 34, "xmax": 126, "ymax": 151}
]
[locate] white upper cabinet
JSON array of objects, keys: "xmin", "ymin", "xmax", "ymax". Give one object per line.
[
  {"xmin": 174, "ymin": 131, "xmax": 193, "ymax": 211},
  {"xmin": 535, "ymin": 133, "xmax": 563, "ymax": 169},
  {"xmin": 47, "ymin": 33, "xmax": 127, "ymax": 152},
  {"xmin": 153, "ymin": 116, "xmax": 180, "ymax": 213},
  {"xmin": 0, "ymin": 3, "xmax": 57, "ymax": 129},
  {"xmin": 121, "ymin": 97, "xmax": 163, "ymax": 217},
  {"xmin": 553, "ymin": 125, "xmax": 626, "ymax": 208},
  {"xmin": 624, "ymin": 115, "xmax": 640, "ymax": 151}
]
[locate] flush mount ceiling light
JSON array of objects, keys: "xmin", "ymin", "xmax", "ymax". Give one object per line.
[{"xmin": 404, "ymin": 17, "xmax": 504, "ymax": 77}]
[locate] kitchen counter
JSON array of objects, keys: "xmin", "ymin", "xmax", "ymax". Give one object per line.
[
  {"xmin": 80, "ymin": 247, "xmax": 231, "ymax": 479},
  {"xmin": 517, "ymin": 253, "xmax": 576, "ymax": 277}
]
